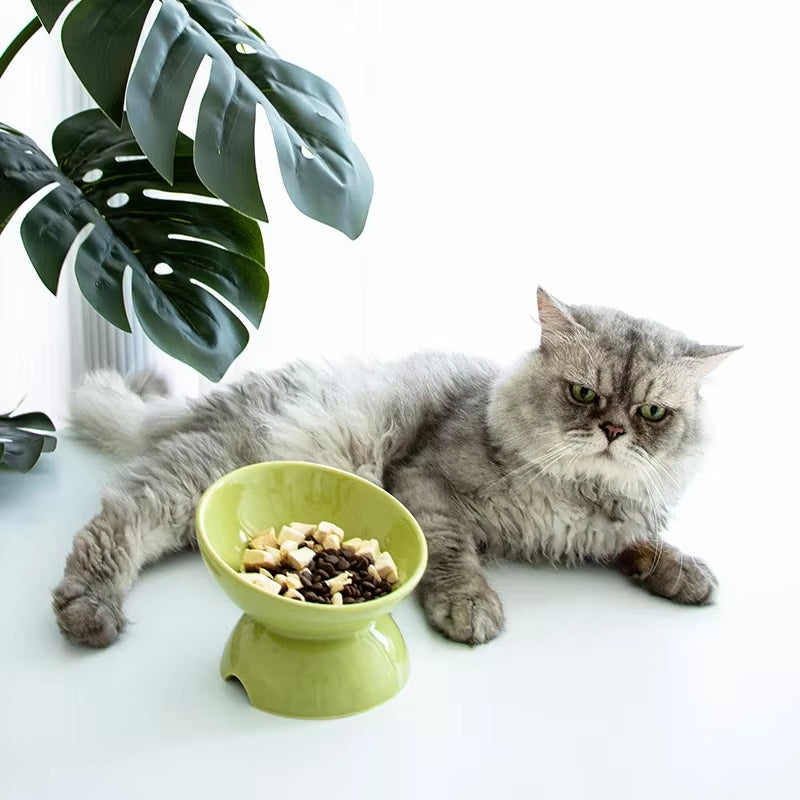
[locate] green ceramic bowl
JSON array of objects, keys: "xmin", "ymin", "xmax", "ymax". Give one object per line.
[{"xmin": 195, "ymin": 461, "xmax": 428, "ymax": 719}]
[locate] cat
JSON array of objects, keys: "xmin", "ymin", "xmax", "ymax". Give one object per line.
[{"xmin": 53, "ymin": 289, "xmax": 737, "ymax": 648}]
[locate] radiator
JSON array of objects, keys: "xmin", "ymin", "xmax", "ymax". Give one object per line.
[{"xmin": 65, "ymin": 75, "xmax": 157, "ymax": 386}]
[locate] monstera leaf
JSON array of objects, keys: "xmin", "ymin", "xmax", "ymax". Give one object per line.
[
  {"xmin": 0, "ymin": 410, "xmax": 56, "ymax": 473},
  {"xmin": 30, "ymin": 0, "xmax": 373, "ymax": 238},
  {"xmin": 0, "ymin": 109, "xmax": 268, "ymax": 381}
]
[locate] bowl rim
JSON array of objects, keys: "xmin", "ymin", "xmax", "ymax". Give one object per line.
[{"xmin": 195, "ymin": 460, "xmax": 429, "ymax": 614}]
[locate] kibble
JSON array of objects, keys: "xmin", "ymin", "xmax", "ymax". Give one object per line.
[{"xmin": 240, "ymin": 519, "xmax": 400, "ymax": 605}]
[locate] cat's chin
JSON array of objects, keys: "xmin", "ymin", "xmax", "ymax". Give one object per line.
[{"xmin": 563, "ymin": 450, "xmax": 640, "ymax": 489}]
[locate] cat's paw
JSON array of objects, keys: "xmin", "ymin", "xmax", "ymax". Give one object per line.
[
  {"xmin": 641, "ymin": 551, "xmax": 718, "ymax": 605},
  {"xmin": 52, "ymin": 575, "xmax": 126, "ymax": 648},
  {"xmin": 422, "ymin": 578, "xmax": 505, "ymax": 645}
]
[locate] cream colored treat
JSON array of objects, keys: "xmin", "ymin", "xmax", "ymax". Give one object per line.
[
  {"xmin": 274, "ymin": 574, "xmax": 289, "ymax": 589},
  {"xmin": 355, "ymin": 539, "xmax": 381, "ymax": 561},
  {"xmin": 246, "ymin": 573, "xmax": 282, "ymax": 595},
  {"xmin": 368, "ymin": 564, "xmax": 381, "ymax": 582},
  {"xmin": 278, "ymin": 525, "xmax": 306, "ymax": 545},
  {"xmin": 287, "ymin": 547, "xmax": 316, "ymax": 570},
  {"xmin": 284, "ymin": 588, "xmax": 305, "ymax": 601},
  {"xmin": 261, "ymin": 548, "xmax": 283, "ymax": 570},
  {"xmin": 258, "ymin": 568, "xmax": 274, "ymax": 580},
  {"xmin": 325, "ymin": 571, "xmax": 352, "ymax": 594},
  {"xmin": 321, "ymin": 532, "xmax": 342, "ymax": 551},
  {"xmin": 284, "ymin": 573, "xmax": 303, "ymax": 591},
  {"xmin": 242, "ymin": 549, "xmax": 274, "ymax": 571},
  {"xmin": 249, "ymin": 528, "xmax": 278, "ymax": 550},
  {"xmin": 314, "ymin": 520, "xmax": 344, "ymax": 544},
  {"xmin": 289, "ymin": 522, "xmax": 317, "ymax": 536},
  {"xmin": 342, "ymin": 537, "xmax": 363, "ymax": 551},
  {"xmin": 331, "ymin": 592, "xmax": 344, "ymax": 606},
  {"xmin": 316, "ymin": 520, "xmax": 344, "ymax": 537},
  {"xmin": 279, "ymin": 539, "xmax": 299, "ymax": 556},
  {"xmin": 374, "ymin": 552, "xmax": 399, "ymax": 584}
]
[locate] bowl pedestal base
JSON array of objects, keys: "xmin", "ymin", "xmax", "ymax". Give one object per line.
[{"xmin": 220, "ymin": 613, "xmax": 410, "ymax": 719}]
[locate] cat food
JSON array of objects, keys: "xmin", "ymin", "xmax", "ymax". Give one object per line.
[{"xmin": 241, "ymin": 520, "xmax": 398, "ymax": 604}]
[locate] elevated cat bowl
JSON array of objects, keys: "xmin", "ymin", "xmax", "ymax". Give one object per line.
[{"xmin": 195, "ymin": 461, "xmax": 428, "ymax": 719}]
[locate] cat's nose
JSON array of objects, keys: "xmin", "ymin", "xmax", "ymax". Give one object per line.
[{"xmin": 600, "ymin": 422, "xmax": 625, "ymax": 442}]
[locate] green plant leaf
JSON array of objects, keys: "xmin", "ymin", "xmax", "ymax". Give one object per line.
[
  {"xmin": 32, "ymin": 0, "xmax": 374, "ymax": 239},
  {"xmin": 0, "ymin": 109, "xmax": 268, "ymax": 381},
  {"xmin": 0, "ymin": 409, "xmax": 57, "ymax": 473},
  {"xmin": 28, "ymin": 0, "xmax": 70, "ymax": 31}
]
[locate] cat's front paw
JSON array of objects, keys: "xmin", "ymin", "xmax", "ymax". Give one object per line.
[
  {"xmin": 639, "ymin": 550, "xmax": 717, "ymax": 605},
  {"xmin": 53, "ymin": 575, "xmax": 126, "ymax": 648},
  {"xmin": 422, "ymin": 578, "xmax": 505, "ymax": 645},
  {"xmin": 650, "ymin": 552, "xmax": 718, "ymax": 605}
]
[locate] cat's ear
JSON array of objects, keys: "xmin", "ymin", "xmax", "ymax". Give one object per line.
[
  {"xmin": 680, "ymin": 343, "xmax": 742, "ymax": 380},
  {"xmin": 537, "ymin": 287, "xmax": 583, "ymax": 346}
]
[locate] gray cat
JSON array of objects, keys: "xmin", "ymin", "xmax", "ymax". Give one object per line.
[{"xmin": 54, "ymin": 289, "xmax": 737, "ymax": 647}]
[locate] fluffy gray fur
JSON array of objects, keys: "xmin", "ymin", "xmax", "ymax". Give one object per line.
[{"xmin": 54, "ymin": 289, "xmax": 736, "ymax": 647}]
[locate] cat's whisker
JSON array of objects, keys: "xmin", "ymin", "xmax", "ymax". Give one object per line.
[
  {"xmin": 560, "ymin": 448, "xmax": 585, "ymax": 479},
  {"xmin": 528, "ymin": 443, "xmax": 583, "ymax": 481},
  {"xmin": 523, "ymin": 450, "xmax": 573, "ymax": 480},
  {"xmin": 642, "ymin": 537, "xmax": 664, "ymax": 580},
  {"xmin": 686, "ymin": 553, "xmax": 703, "ymax": 576},
  {"xmin": 633, "ymin": 445, "xmax": 682, "ymax": 500},
  {"xmin": 670, "ymin": 551, "xmax": 685, "ymax": 595},
  {"xmin": 483, "ymin": 441, "xmax": 574, "ymax": 490},
  {"xmin": 642, "ymin": 468, "xmax": 668, "ymax": 514},
  {"xmin": 649, "ymin": 454, "xmax": 683, "ymax": 495},
  {"xmin": 627, "ymin": 448, "xmax": 669, "ymax": 530},
  {"xmin": 484, "ymin": 458, "xmax": 539, "ymax": 490},
  {"xmin": 634, "ymin": 450, "xmax": 670, "ymax": 507},
  {"xmin": 638, "ymin": 478, "xmax": 662, "ymax": 532}
]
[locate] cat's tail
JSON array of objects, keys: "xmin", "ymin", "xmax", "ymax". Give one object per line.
[{"xmin": 69, "ymin": 370, "xmax": 187, "ymax": 458}]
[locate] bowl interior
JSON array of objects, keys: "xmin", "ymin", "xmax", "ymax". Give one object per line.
[{"xmin": 196, "ymin": 461, "xmax": 427, "ymax": 637}]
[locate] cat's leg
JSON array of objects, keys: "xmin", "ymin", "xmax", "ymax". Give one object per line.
[
  {"xmin": 613, "ymin": 539, "xmax": 718, "ymax": 605},
  {"xmin": 53, "ymin": 431, "xmax": 239, "ymax": 647},
  {"xmin": 391, "ymin": 468, "xmax": 504, "ymax": 645}
]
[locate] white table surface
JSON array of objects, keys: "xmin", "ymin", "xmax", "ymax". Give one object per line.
[{"xmin": 2, "ymin": 421, "xmax": 798, "ymax": 799}]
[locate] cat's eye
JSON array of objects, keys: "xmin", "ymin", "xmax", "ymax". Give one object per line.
[
  {"xmin": 570, "ymin": 384, "xmax": 597, "ymax": 404},
  {"xmin": 639, "ymin": 404, "xmax": 667, "ymax": 421}
]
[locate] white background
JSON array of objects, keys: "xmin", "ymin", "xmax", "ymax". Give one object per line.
[{"xmin": 2, "ymin": 3, "xmax": 799, "ymax": 797}]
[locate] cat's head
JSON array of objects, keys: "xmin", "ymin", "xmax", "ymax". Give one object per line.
[{"xmin": 489, "ymin": 288, "xmax": 739, "ymax": 500}]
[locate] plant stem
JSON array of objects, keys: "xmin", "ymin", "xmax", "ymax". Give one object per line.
[{"xmin": 0, "ymin": 18, "xmax": 43, "ymax": 82}]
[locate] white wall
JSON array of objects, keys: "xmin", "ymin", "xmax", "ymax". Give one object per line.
[
  {"xmin": 2, "ymin": 1, "xmax": 798, "ymax": 422},
  {"xmin": 228, "ymin": 0, "xmax": 794, "ymax": 376}
]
